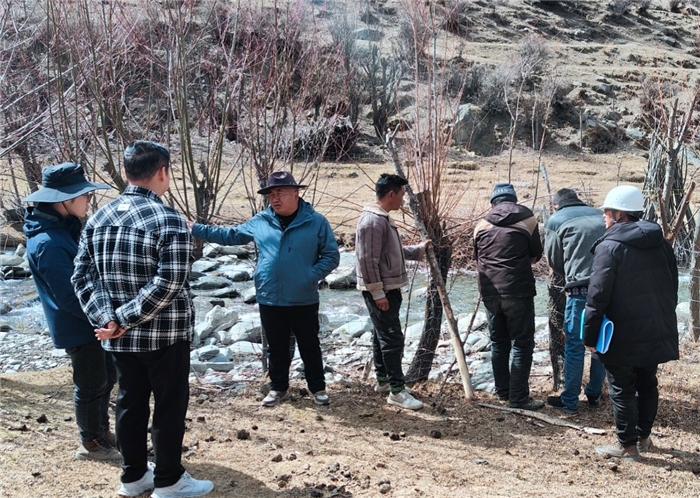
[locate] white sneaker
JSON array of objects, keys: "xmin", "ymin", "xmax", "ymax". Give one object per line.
[
  {"xmin": 150, "ymin": 472, "xmax": 213, "ymax": 498},
  {"xmin": 387, "ymin": 390, "xmax": 423, "ymax": 410},
  {"xmin": 119, "ymin": 462, "xmax": 156, "ymax": 496},
  {"xmin": 261, "ymin": 390, "xmax": 290, "ymax": 407},
  {"xmin": 313, "ymin": 390, "xmax": 330, "ymax": 405}
]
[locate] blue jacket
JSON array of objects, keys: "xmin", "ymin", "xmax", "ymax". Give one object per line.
[
  {"xmin": 23, "ymin": 205, "xmax": 98, "ymax": 349},
  {"xmin": 192, "ymin": 199, "xmax": 339, "ymax": 306}
]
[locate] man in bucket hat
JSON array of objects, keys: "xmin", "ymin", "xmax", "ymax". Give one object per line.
[
  {"xmin": 23, "ymin": 162, "xmax": 120, "ymax": 461},
  {"xmin": 188, "ymin": 171, "xmax": 339, "ymax": 407},
  {"xmin": 473, "ymin": 183, "xmax": 545, "ymax": 411}
]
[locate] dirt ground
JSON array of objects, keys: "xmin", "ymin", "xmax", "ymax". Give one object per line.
[{"xmin": 2, "ymin": 340, "xmax": 700, "ymax": 498}]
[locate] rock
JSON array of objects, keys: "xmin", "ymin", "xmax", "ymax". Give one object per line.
[
  {"xmin": 0, "ymin": 255, "xmax": 24, "ymax": 266},
  {"xmin": 405, "ymin": 321, "xmax": 424, "ymax": 342},
  {"xmin": 454, "ymin": 104, "xmax": 485, "ymax": 145},
  {"xmin": 195, "ymin": 306, "xmax": 239, "ymax": 341},
  {"xmin": 224, "ymin": 320, "xmax": 262, "ymax": 344},
  {"xmin": 14, "ymin": 245, "xmax": 26, "ymax": 258},
  {"xmin": 192, "ymin": 345, "xmax": 220, "ymax": 361},
  {"xmin": 218, "ymin": 264, "xmax": 252, "ymax": 282},
  {"xmin": 333, "ymin": 317, "xmax": 373, "ymax": 342},
  {"xmin": 677, "ymin": 301, "xmax": 689, "ymax": 323},
  {"xmin": 456, "ymin": 312, "xmax": 488, "ymax": 335},
  {"xmin": 190, "ymin": 360, "xmax": 234, "ymax": 373},
  {"xmin": 236, "ymin": 429, "xmax": 250, "ymax": 440},
  {"xmin": 191, "ymin": 276, "xmax": 234, "ymax": 290},
  {"xmin": 191, "ymin": 259, "xmax": 220, "ymax": 273},
  {"xmin": 226, "ymin": 341, "xmax": 261, "ymax": 355},
  {"xmin": 202, "ymin": 243, "xmax": 222, "ymax": 258},
  {"xmin": 206, "ymin": 287, "xmax": 240, "ymax": 298},
  {"xmin": 219, "ymin": 245, "xmax": 251, "ymax": 258},
  {"xmin": 242, "ymin": 287, "xmax": 257, "ymax": 304},
  {"xmin": 471, "ymin": 337, "xmax": 490, "ymax": 352},
  {"xmin": 0, "ymin": 303, "xmax": 11, "ymax": 315},
  {"xmin": 625, "ymin": 127, "xmax": 646, "ymax": 140},
  {"xmin": 598, "ymin": 83, "xmax": 612, "ymax": 95},
  {"xmin": 379, "ymin": 482, "xmax": 392, "ymax": 494},
  {"xmin": 325, "ymin": 266, "xmax": 357, "ymax": 289},
  {"xmin": 430, "ymin": 430, "xmax": 442, "ymax": 439}
]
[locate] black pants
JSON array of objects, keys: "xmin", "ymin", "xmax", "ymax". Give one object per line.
[
  {"xmin": 483, "ymin": 297, "xmax": 536, "ymax": 407},
  {"xmin": 259, "ymin": 304, "xmax": 325, "ymax": 394},
  {"xmin": 363, "ymin": 289, "xmax": 406, "ymax": 391},
  {"xmin": 605, "ymin": 364, "xmax": 659, "ymax": 446},
  {"xmin": 65, "ymin": 340, "xmax": 116, "ymax": 442},
  {"xmin": 113, "ymin": 341, "xmax": 190, "ymax": 488}
]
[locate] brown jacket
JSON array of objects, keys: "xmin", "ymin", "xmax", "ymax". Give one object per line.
[{"xmin": 355, "ymin": 204, "xmax": 425, "ymax": 300}]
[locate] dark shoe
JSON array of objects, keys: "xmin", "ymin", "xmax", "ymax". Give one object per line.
[
  {"xmin": 103, "ymin": 430, "xmax": 117, "ymax": 447},
  {"xmin": 596, "ymin": 441, "xmax": 641, "ymax": 462},
  {"xmin": 587, "ymin": 395, "xmax": 602, "ymax": 408},
  {"xmin": 75, "ymin": 438, "xmax": 122, "ymax": 461},
  {"xmin": 547, "ymin": 395, "xmax": 579, "ymax": 415},
  {"xmin": 312, "ymin": 390, "xmax": 330, "ymax": 406},
  {"xmin": 638, "ymin": 437, "xmax": 653, "ymax": 452},
  {"xmin": 511, "ymin": 398, "xmax": 544, "ymax": 411}
]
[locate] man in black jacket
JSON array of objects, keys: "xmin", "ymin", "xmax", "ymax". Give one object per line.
[
  {"xmin": 584, "ymin": 185, "xmax": 679, "ymax": 461},
  {"xmin": 474, "ymin": 183, "xmax": 544, "ymax": 410}
]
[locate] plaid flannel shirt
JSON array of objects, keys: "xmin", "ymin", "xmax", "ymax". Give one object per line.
[{"xmin": 72, "ymin": 186, "xmax": 194, "ymax": 352}]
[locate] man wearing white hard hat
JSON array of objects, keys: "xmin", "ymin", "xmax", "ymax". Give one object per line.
[{"xmin": 583, "ymin": 185, "xmax": 678, "ymax": 461}]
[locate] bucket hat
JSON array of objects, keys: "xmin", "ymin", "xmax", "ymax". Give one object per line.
[
  {"xmin": 257, "ymin": 171, "xmax": 307, "ymax": 195},
  {"xmin": 23, "ymin": 163, "xmax": 110, "ymax": 203}
]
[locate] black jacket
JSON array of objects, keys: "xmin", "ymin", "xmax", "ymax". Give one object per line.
[
  {"xmin": 473, "ymin": 202, "xmax": 543, "ymax": 299},
  {"xmin": 583, "ymin": 220, "xmax": 679, "ymax": 367}
]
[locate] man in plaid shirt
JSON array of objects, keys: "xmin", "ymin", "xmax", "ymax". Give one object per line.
[{"xmin": 72, "ymin": 141, "xmax": 213, "ymax": 498}]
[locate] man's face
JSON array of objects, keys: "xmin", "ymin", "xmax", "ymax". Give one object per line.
[
  {"xmin": 603, "ymin": 209, "xmax": 616, "ymax": 229},
  {"xmin": 268, "ymin": 186, "xmax": 299, "ymax": 216},
  {"xmin": 388, "ymin": 186, "xmax": 405, "ymax": 211}
]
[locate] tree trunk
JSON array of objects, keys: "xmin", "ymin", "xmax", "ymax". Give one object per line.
[
  {"xmin": 548, "ymin": 271, "xmax": 566, "ymax": 391},
  {"xmin": 690, "ymin": 212, "xmax": 700, "ymax": 341},
  {"xmin": 406, "ymin": 239, "xmax": 451, "ymax": 382}
]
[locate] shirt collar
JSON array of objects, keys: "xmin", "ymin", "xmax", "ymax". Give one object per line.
[{"xmin": 122, "ymin": 185, "xmax": 163, "ymax": 203}]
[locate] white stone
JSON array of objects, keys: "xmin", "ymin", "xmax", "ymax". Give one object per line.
[
  {"xmin": 333, "ymin": 317, "xmax": 373, "ymax": 342},
  {"xmin": 195, "ymin": 306, "xmax": 238, "ymax": 341}
]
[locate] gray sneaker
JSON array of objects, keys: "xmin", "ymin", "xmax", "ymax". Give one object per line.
[
  {"xmin": 75, "ymin": 438, "xmax": 122, "ymax": 461},
  {"xmin": 150, "ymin": 471, "xmax": 214, "ymax": 498},
  {"xmin": 261, "ymin": 390, "xmax": 290, "ymax": 407},
  {"xmin": 596, "ymin": 441, "xmax": 641, "ymax": 462},
  {"xmin": 313, "ymin": 390, "xmax": 330, "ymax": 405},
  {"xmin": 374, "ymin": 381, "xmax": 391, "ymax": 393},
  {"xmin": 387, "ymin": 390, "xmax": 423, "ymax": 410},
  {"xmin": 119, "ymin": 462, "xmax": 155, "ymax": 496},
  {"xmin": 638, "ymin": 437, "xmax": 653, "ymax": 452}
]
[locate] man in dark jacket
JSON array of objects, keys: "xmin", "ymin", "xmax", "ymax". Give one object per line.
[
  {"xmin": 23, "ymin": 163, "xmax": 119, "ymax": 461},
  {"xmin": 544, "ymin": 188, "xmax": 607, "ymax": 415},
  {"xmin": 474, "ymin": 183, "xmax": 544, "ymax": 410},
  {"xmin": 584, "ymin": 185, "xmax": 679, "ymax": 462}
]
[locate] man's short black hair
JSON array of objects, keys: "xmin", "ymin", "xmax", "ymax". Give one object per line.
[
  {"xmin": 124, "ymin": 141, "xmax": 170, "ymax": 181},
  {"xmin": 376, "ymin": 173, "xmax": 408, "ymax": 199}
]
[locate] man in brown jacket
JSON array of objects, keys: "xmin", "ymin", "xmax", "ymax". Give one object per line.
[
  {"xmin": 356, "ymin": 174, "xmax": 427, "ymax": 410},
  {"xmin": 474, "ymin": 183, "xmax": 544, "ymax": 411}
]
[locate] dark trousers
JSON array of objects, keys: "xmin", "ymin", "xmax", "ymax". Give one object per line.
[
  {"xmin": 259, "ymin": 304, "xmax": 325, "ymax": 394},
  {"xmin": 605, "ymin": 364, "xmax": 659, "ymax": 446},
  {"xmin": 363, "ymin": 289, "xmax": 405, "ymax": 391},
  {"xmin": 113, "ymin": 341, "xmax": 190, "ymax": 488},
  {"xmin": 484, "ymin": 297, "xmax": 536, "ymax": 407},
  {"xmin": 65, "ymin": 340, "xmax": 117, "ymax": 442}
]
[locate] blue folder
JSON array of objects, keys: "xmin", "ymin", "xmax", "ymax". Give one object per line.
[{"xmin": 580, "ymin": 310, "xmax": 613, "ymax": 354}]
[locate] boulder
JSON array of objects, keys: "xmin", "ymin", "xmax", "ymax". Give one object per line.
[
  {"xmin": 207, "ymin": 287, "xmax": 240, "ymax": 298},
  {"xmin": 221, "ymin": 320, "xmax": 262, "ymax": 345},
  {"xmin": 219, "ymin": 245, "xmax": 251, "ymax": 258},
  {"xmin": 0, "ymin": 255, "xmax": 24, "ymax": 267},
  {"xmin": 191, "ymin": 276, "xmax": 234, "ymax": 290},
  {"xmin": 192, "ymin": 345, "xmax": 220, "ymax": 361},
  {"xmin": 218, "ymin": 264, "xmax": 252, "ymax": 282},
  {"xmin": 405, "ymin": 321, "xmax": 424, "ymax": 342},
  {"xmin": 242, "ymin": 287, "xmax": 257, "ymax": 304},
  {"xmin": 195, "ymin": 306, "xmax": 239, "ymax": 341},
  {"xmin": 191, "ymin": 259, "xmax": 220, "ymax": 273},
  {"xmin": 333, "ymin": 317, "xmax": 374, "ymax": 342},
  {"xmin": 325, "ymin": 266, "xmax": 357, "ymax": 289},
  {"xmin": 453, "ymin": 104, "xmax": 485, "ymax": 145},
  {"xmin": 202, "ymin": 243, "xmax": 222, "ymax": 258}
]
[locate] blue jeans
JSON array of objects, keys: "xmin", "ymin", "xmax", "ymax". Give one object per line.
[
  {"xmin": 606, "ymin": 364, "xmax": 658, "ymax": 446},
  {"xmin": 484, "ymin": 297, "xmax": 535, "ymax": 407},
  {"xmin": 65, "ymin": 340, "xmax": 117, "ymax": 442},
  {"xmin": 560, "ymin": 295, "xmax": 606, "ymax": 409}
]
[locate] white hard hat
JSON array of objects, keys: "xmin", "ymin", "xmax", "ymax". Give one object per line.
[{"xmin": 600, "ymin": 185, "xmax": 645, "ymax": 212}]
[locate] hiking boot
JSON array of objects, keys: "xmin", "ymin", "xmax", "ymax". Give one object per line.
[
  {"xmin": 638, "ymin": 437, "xmax": 653, "ymax": 453},
  {"xmin": 75, "ymin": 438, "xmax": 122, "ymax": 461},
  {"xmin": 374, "ymin": 381, "xmax": 391, "ymax": 393},
  {"xmin": 150, "ymin": 471, "xmax": 214, "ymax": 498},
  {"xmin": 510, "ymin": 398, "xmax": 545, "ymax": 411},
  {"xmin": 587, "ymin": 395, "xmax": 602, "ymax": 408},
  {"xmin": 595, "ymin": 441, "xmax": 641, "ymax": 462},
  {"xmin": 261, "ymin": 390, "xmax": 290, "ymax": 407},
  {"xmin": 103, "ymin": 430, "xmax": 117, "ymax": 447},
  {"xmin": 547, "ymin": 395, "xmax": 579, "ymax": 415},
  {"xmin": 387, "ymin": 390, "xmax": 423, "ymax": 410},
  {"xmin": 313, "ymin": 390, "xmax": 330, "ymax": 405},
  {"xmin": 119, "ymin": 462, "xmax": 155, "ymax": 496}
]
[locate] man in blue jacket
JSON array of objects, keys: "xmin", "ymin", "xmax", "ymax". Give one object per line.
[
  {"xmin": 23, "ymin": 162, "xmax": 119, "ymax": 461},
  {"xmin": 188, "ymin": 171, "xmax": 340, "ymax": 407},
  {"xmin": 544, "ymin": 188, "xmax": 607, "ymax": 415}
]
